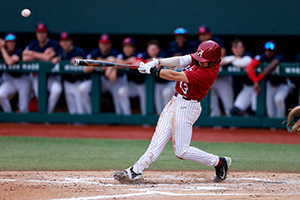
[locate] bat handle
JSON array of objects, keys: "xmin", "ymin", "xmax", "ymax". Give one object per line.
[{"xmin": 73, "ymin": 59, "xmax": 80, "ymax": 66}]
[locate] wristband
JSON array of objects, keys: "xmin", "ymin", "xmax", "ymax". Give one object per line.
[{"xmin": 150, "ymin": 67, "xmax": 161, "ymax": 77}]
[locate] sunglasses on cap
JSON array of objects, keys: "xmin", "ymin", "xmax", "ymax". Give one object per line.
[
  {"xmin": 264, "ymin": 42, "xmax": 275, "ymax": 50},
  {"xmin": 5, "ymin": 34, "xmax": 16, "ymax": 41},
  {"xmin": 174, "ymin": 28, "xmax": 187, "ymax": 35}
]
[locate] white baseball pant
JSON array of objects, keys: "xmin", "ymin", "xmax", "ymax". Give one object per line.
[
  {"xmin": 78, "ymin": 79, "xmax": 92, "ymax": 114},
  {"xmin": 101, "ymin": 75, "xmax": 130, "ymax": 115},
  {"xmin": 132, "ymin": 95, "xmax": 219, "ymax": 174},
  {"xmin": 64, "ymin": 80, "xmax": 85, "ymax": 114},
  {"xmin": 266, "ymin": 81, "xmax": 291, "ymax": 118},
  {"xmin": 233, "ymin": 84, "xmax": 257, "ymax": 112},
  {"xmin": 118, "ymin": 81, "xmax": 146, "ymax": 115},
  {"xmin": 31, "ymin": 74, "xmax": 62, "ymax": 113},
  {"xmin": 210, "ymin": 76, "xmax": 234, "ymax": 117},
  {"xmin": 155, "ymin": 81, "xmax": 176, "ymax": 114},
  {"xmin": 0, "ymin": 73, "xmax": 31, "ymax": 113}
]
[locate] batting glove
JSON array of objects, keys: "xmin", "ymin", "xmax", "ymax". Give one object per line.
[
  {"xmin": 146, "ymin": 58, "xmax": 159, "ymax": 68},
  {"xmin": 138, "ymin": 62, "xmax": 152, "ymax": 74}
]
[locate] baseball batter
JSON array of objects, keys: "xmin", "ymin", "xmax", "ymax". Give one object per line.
[{"xmin": 114, "ymin": 40, "xmax": 231, "ymax": 184}]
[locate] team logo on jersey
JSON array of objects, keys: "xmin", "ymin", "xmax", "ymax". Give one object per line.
[{"xmin": 197, "ymin": 49, "xmax": 204, "ymax": 57}]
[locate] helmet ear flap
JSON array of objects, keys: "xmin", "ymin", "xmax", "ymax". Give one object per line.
[{"xmin": 208, "ymin": 58, "xmax": 221, "ymax": 67}]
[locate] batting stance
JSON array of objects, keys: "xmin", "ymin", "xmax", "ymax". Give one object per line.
[{"xmin": 114, "ymin": 40, "xmax": 231, "ymax": 184}]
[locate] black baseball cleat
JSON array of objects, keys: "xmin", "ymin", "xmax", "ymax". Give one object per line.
[
  {"xmin": 114, "ymin": 166, "xmax": 144, "ymax": 184},
  {"xmin": 213, "ymin": 157, "xmax": 232, "ymax": 183}
]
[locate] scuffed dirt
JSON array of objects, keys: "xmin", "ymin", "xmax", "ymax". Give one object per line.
[{"xmin": 1, "ymin": 171, "xmax": 300, "ymax": 200}]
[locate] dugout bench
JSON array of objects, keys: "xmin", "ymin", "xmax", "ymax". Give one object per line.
[{"xmin": 0, "ymin": 60, "xmax": 299, "ymax": 128}]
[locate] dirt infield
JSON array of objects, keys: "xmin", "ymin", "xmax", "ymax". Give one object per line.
[
  {"xmin": 1, "ymin": 123, "xmax": 300, "ymax": 199},
  {"xmin": 1, "ymin": 171, "xmax": 300, "ymax": 200}
]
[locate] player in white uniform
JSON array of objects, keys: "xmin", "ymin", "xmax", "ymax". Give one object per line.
[
  {"xmin": 22, "ymin": 22, "xmax": 62, "ymax": 113},
  {"xmin": 0, "ymin": 33, "xmax": 31, "ymax": 113},
  {"xmin": 83, "ymin": 34, "xmax": 126, "ymax": 114},
  {"xmin": 221, "ymin": 39, "xmax": 252, "ymax": 116},
  {"xmin": 246, "ymin": 41, "xmax": 292, "ymax": 118},
  {"xmin": 51, "ymin": 32, "xmax": 87, "ymax": 114},
  {"xmin": 115, "ymin": 37, "xmax": 143, "ymax": 115},
  {"xmin": 114, "ymin": 40, "xmax": 231, "ymax": 184}
]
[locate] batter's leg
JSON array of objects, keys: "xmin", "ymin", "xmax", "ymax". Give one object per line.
[
  {"xmin": 172, "ymin": 99, "xmax": 219, "ymax": 166},
  {"xmin": 132, "ymin": 98, "xmax": 175, "ymax": 174}
]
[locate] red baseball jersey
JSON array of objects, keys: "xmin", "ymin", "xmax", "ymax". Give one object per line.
[{"xmin": 175, "ymin": 55, "xmax": 220, "ymax": 101}]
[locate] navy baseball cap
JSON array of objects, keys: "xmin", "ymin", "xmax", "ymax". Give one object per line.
[
  {"xmin": 35, "ymin": 22, "xmax": 48, "ymax": 32},
  {"xmin": 122, "ymin": 37, "xmax": 135, "ymax": 46},
  {"xmin": 198, "ymin": 25, "xmax": 211, "ymax": 35},
  {"xmin": 99, "ymin": 34, "xmax": 111, "ymax": 44},
  {"xmin": 60, "ymin": 32, "xmax": 72, "ymax": 40},
  {"xmin": 174, "ymin": 27, "xmax": 187, "ymax": 35},
  {"xmin": 264, "ymin": 41, "xmax": 275, "ymax": 51},
  {"xmin": 4, "ymin": 33, "xmax": 16, "ymax": 41}
]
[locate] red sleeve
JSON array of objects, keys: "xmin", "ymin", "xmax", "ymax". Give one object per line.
[
  {"xmin": 245, "ymin": 59, "xmax": 260, "ymax": 82},
  {"xmin": 255, "ymin": 73, "xmax": 264, "ymax": 82}
]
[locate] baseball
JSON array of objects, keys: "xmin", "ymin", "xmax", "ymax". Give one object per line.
[{"xmin": 21, "ymin": 9, "xmax": 31, "ymax": 17}]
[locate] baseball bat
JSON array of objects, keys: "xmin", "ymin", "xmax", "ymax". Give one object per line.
[{"xmin": 73, "ymin": 59, "xmax": 136, "ymax": 68}]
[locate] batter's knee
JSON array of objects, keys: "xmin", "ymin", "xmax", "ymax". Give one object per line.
[{"xmin": 173, "ymin": 147, "xmax": 187, "ymax": 160}]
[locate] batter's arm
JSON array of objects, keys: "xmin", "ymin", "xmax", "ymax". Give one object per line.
[
  {"xmin": 158, "ymin": 55, "xmax": 192, "ymax": 69},
  {"xmin": 155, "ymin": 69, "xmax": 189, "ymax": 83}
]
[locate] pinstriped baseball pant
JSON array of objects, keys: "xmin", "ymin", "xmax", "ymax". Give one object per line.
[{"xmin": 133, "ymin": 96, "xmax": 220, "ymax": 174}]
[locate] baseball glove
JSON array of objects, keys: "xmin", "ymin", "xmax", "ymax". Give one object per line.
[{"xmin": 286, "ymin": 106, "xmax": 300, "ymax": 132}]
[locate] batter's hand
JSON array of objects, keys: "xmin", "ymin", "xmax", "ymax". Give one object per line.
[
  {"xmin": 138, "ymin": 62, "xmax": 152, "ymax": 74},
  {"xmin": 147, "ymin": 58, "xmax": 159, "ymax": 68}
]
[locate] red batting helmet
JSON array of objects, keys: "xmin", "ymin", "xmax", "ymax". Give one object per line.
[{"xmin": 193, "ymin": 40, "xmax": 221, "ymax": 67}]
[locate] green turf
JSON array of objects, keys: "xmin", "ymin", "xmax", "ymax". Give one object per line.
[{"xmin": 0, "ymin": 136, "xmax": 299, "ymax": 172}]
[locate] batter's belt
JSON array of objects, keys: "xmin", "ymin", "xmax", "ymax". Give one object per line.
[{"xmin": 174, "ymin": 91, "xmax": 200, "ymax": 102}]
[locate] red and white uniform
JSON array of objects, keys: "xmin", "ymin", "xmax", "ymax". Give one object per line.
[{"xmin": 133, "ymin": 55, "xmax": 221, "ymax": 174}]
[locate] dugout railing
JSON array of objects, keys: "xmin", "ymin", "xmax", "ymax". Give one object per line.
[{"xmin": 0, "ymin": 60, "xmax": 299, "ymax": 128}]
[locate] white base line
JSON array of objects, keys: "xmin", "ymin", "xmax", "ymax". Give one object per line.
[
  {"xmin": 1, "ymin": 177, "xmax": 299, "ymax": 185},
  {"xmin": 51, "ymin": 191, "xmax": 300, "ymax": 200}
]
